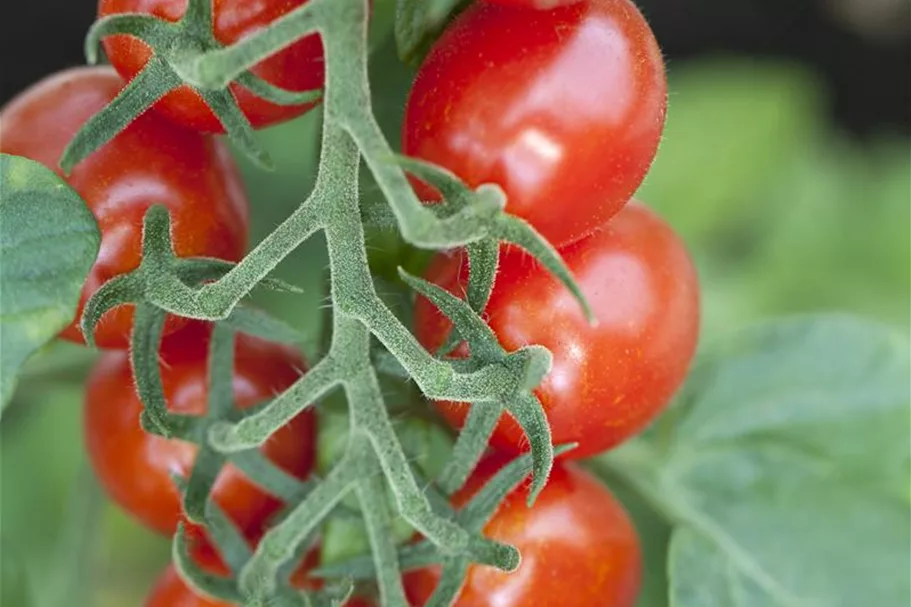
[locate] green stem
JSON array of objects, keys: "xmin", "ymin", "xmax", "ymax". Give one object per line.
[
  {"xmin": 354, "ymin": 461, "xmax": 409, "ymax": 607},
  {"xmin": 59, "ymin": 56, "xmax": 181, "ymax": 174},
  {"xmin": 238, "ymin": 452, "xmax": 361, "ymax": 597}
]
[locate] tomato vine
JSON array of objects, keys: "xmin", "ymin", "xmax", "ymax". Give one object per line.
[
  {"xmin": 4, "ymin": 1, "xmax": 905, "ymax": 606},
  {"xmin": 60, "ymin": 0, "xmax": 601, "ymax": 605}
]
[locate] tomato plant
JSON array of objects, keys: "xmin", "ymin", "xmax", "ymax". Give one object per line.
[
  {"xmin": 145, "ymin": 547, "xmax": 375, "ymax": 607},
  {"xmin": 403, "ymin": 0, "xmax": 667, "ymax": 247},
  {"xmin": 83, "ymin": 322, "xmax": 315, "ymax": 538},
  {"xmin": 415, "ymin": 202, "xmax": 700, "ymax": 458},
  {"xmin": 0, "ymin": 66, "xmax": 249, "ymax": 349},
  {"xmin": 3, "ymin": 1, "xmax": 901, "ymax": 607},
  {"xmin": 99, "ymin": 0, "xmax": 323, "ymax": 132},
  {"xmin": 404, "ymin": 458, "xmax": 641, "ymax": 607}
]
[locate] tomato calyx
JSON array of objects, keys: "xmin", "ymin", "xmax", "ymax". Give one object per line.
[{"xmin": 61, "ymin": 0, "xmax": 321, "ymax": 174}]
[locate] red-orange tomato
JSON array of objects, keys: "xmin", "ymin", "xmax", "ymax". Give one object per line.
[
  {"xmin": 84, "ymin": 322, "xmax": 315, "ymax": 539},
  {"xmin": 99, "ymin": 0, "xmax": 323, "ymax": 132},
  {"xmin": 404, "ymin": 458, "xmax": 642, "ymax": 607},
  {"xmin": 0, "ymin": 66, "xmax": 249, "ymax": 349},
  {"xmin": 485, "ymin": 0, "xmax": 582, "ymax": 7},
  {"xmin": 403, "ymin": 0, "xmax": 667, "ymax": 247},
  {"xmin": 145, "ymin": 547, "xmax": 375, "ymax": 607},
  {"xmin": 415, "ymin": 202, "xmax": 700, "ymax": 458}
]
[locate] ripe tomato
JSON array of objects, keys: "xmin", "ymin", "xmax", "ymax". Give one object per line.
[
  {"xmin": 484, "ymin": 0, "xmax": 581, "ymax": 8},
  {"xmin": 404, "ymin": 458, "xmax": 641, "ymax": 607},
  {"xmin": 84, "ymin": 322, "xmax": 315, "ymax": 539},
  {"xmin": 403, "ymin": 0, "xmax": 667, "ymax": 248},
  {"xmin": 99, "ymin": 0, "xmax": 323, "ymax": 131},
  {"xmin": 145, "ymin": 547, "xmax": 375, "ymax": 607},
  {"xmin": 415, "ymin": 202, "xmax": 699, "ymax": 458},
  {"xmin": 0, "ymin": 66, "xmax": 249, "ymax": 349}
]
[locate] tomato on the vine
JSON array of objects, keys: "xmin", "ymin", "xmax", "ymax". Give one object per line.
[
  {"xmin": 415, "ymin": 202, "xmax": 700, "ymax": 459},
  {"xmin": 404, "ymin": 458, "xmax": 642, "ymax": 607},
  {"xmin": 145, "ymin": 546, "xmax": 375, "ymax": 607},
  {"xmin": 0, "ymin": 66, "xmax": 249, "ymax": 349},
  {"xmin": 484, "ymin": 0, "xmax": 582, "ymax": 8},
  {"xmin": 99, "ymin": 0, "xmax": 323, "ymax": 132},
  {"xmin": 84, "ymin": 322, "xmax": 315, "ymax": 539},
  {"xmin": 403, "ymin": 0, "xmax": 667, "ymax": 247}
]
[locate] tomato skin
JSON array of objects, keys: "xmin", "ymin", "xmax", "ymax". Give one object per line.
[
  {"xmin": 484, "ymin": 0, "xmax": 582, "ymax": 8},
  {"xmin": 415, "ymin": 202, "xmax": 699, "ymax": 458},
  {"xmin": 403, "ymin": 0, "xmax": 667, "ymax": 248},
  {"xmin": 0, "ymin": 66, "xmax": 249, "ymax": 349},
  {"xmin": 84, "ymin": 322, "xmax": 315, "ymax": 539},
  {"xmin": 145, "ymin": 548, "xmax": 375, "ymax": 607},
  {"xmin": 404, "ymin": 458, "xmax": 641, "ymax": 607},
  {"xmin": 99, "ymin": 0, "xmax": 323, "ymax": 131}
]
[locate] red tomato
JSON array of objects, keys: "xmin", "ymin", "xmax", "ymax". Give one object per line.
[
  {"xmin": 403, "ymin": 0, "xmax": 667, "ymax": 248},
  {"xmin": 84, "ymin": 322, "xmax": 315, "ymax": 539},
  {"xmin": 0, "ymin": 66, "xmax": 249, "ymax": 349},
  {"xmin": 99, "ymin": 0, "xmax": 323, "ymax": 131},
  {"xmin": 415, "ymin": 202, "xmax": 699, "ymax": 458},
  {"xmin": 145, "ymin": 547, "xmax": 375, "ymax": 607},
  {"xmin": 484, "ymin": 0, "xmax": 582, "ymax": 8},
  {"xmin": 404, "ymin": 458, "xmax": 641, "ymax": 607}
]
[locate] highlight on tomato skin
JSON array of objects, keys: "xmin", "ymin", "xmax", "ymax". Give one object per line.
[
  {"xmin": 403, "ymin": 0, "xmax": 668, "ymax": 248},
  {"xmin": 83, "ymin": 321, "xmax": 316, "ymax": 543},
  {"xmin": 415, "ymin": 201, "xmax": 701, "ymax": 459},
  {"xmin": 99, "ymin": 0, "xmax": 325, "ymax": 132},
  {"xmin": 404, "ymin": 457, "xmax": 642, "ymax": 607},
  {"xmin": 0, "ymin": 66, "xmax": 250, "ymax": 349}
]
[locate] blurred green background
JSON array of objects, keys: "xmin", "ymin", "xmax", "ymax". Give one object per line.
[{"xmin": 2, "ymin": 2, "xmax": 909, "ymax": 606}]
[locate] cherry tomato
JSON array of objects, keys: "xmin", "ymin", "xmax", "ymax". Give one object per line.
[
  {"xmin": 415, "ymin": 202, "xmax": 700, "ymax": 458},
  {"xmin": 145, "ymin": 547, "xmax": 375, "ymax": 607},
  {"xmin": 404, "ymin": 458, "xmax": 642, "ymax": 607},
  {"xmin": 484, "ymin": 0, "xmax": 582, "ymax": 8},
  {"xmin": 0, "ymin": 66, "xmax": 249, "ymax": 349},
  {"xmin": 403, "ymin": 0, "xmax": 667, "ymax": 248},
  {"xmin": 99, "ymin": 0, "xmax": 323, "ymax": 131},
  {"xmin": 84, "ymin": 322, "xmax": 315, "ymax": 539}
]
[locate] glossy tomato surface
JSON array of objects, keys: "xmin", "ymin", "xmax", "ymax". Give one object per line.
[
  {"xmin": 100, "ymin": 0, "xmax": 324, "ymax": 132},
  {"xmin": 0, "ymin": 66, "xmax": 249, "ymax": 348},
  {"xmin": 485, "ymin": 0, "xmax": 582, "ymax": 7},
  {"xmin": 403, "ymin": 0, "xmax": 667, "ymax": 247},
  {"xmin": 145, "ymin": 547, "xmax": 375, "ymax": 607},
  {"xmin": 84, "ymin": 322, "xmax": 315, "ymax": 538},
  {"xmin": 404, "ymin": 458, "xmax": 642, "ymax": 607},
  {"xmin": 415, "ymin": 202, "xmax": 700, "ymax": 458}
]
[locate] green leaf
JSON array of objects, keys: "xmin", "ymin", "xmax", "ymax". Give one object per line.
[
  {"xmin": 665, "ymin": 314, "xmax": 911, "ymax": 493},
  {"xmin": 607, "ymin": 315, "xmax": 911, "ymax": 607},
  {"xmin": 667, "ymin": 457, "xmax": 910, "ymax": 607},
  {"xmin": 0, "ymin": 548, "xmax": 35, "ymax": 607},
  {"xmin": 0, "ymin": 155, "xmax": 100, "ymax": 412}
]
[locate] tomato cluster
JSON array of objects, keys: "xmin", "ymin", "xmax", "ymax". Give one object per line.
[
  {"xmin": 409, "ymin": 0, "xmax": 698, "ymax": 462},
  {"xmin": 403, "ymin": 2, "xmax": 696, "ymax": 604},
  {"xmin": 1, "ymin": 0, "xmax": 694, "ymax": 605}
]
